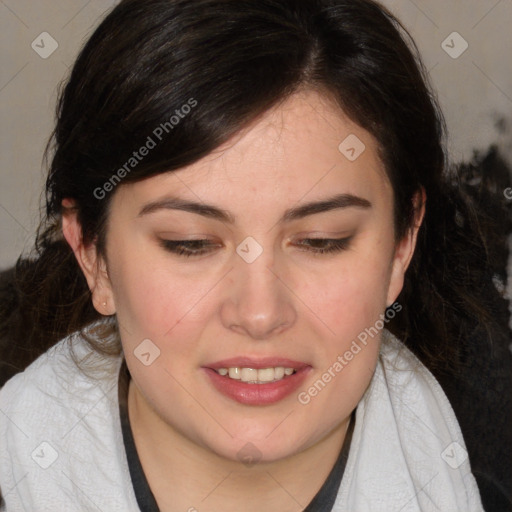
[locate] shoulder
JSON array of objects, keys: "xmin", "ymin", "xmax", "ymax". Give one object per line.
[
  {"xmin": 0, "ymin": 320, "xmax": 121, "ymax": 410},
  {"xmin": 0, "ymin": 321, "xmax": 138, "ymax": 510},
  {"xmin": 332, "ymin": 329, "xmax": 485, "ymax": 511},
  {"xmin": 0, "ymin": 319, "xmax": 123, "ymax": 448},
  {"xmin": 378, "ymin": 329, "xmax": 459, "ymax": 419},
  {"xmin": 376, "ymin": 329, "xmax": 464, "ymax": 435}
]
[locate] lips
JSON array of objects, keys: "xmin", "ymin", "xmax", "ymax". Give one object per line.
[
  {"xmin": 204, "ymin": 357, "xmax": 309, "ymax": 370},
  {"xmin": 201, "ymin": 356, "xmax": 312, "ymax": 405}
]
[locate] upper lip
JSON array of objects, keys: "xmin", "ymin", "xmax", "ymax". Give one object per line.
[{"xmin": 205, "ymin": 357, "xmax": 310, "ymax": 370}]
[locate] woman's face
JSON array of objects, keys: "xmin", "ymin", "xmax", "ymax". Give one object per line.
[{"xmin": 74, "ymin": 89, "xmax": 420, "ymax": 463}]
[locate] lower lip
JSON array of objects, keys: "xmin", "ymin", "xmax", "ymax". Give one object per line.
[{"xmin": 202, "ymin": 366, "xmax": 312, "ymax": 405}]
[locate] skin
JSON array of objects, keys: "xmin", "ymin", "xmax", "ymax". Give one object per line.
[{"xmin": 63, "ymin": 88, "xmax": 425, "ymax": 512}]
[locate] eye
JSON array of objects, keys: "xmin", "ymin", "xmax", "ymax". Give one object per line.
[
  {"xmin": 160, "ymin": 237, "xmax": 353, "ymax": 258},
  {"xmin": 160, "ymin": 239, "xmax": 219, "ymax": 257},
  {"xmin": 295, "ymin": 237, "xmax": 352, "ymax": 254}
]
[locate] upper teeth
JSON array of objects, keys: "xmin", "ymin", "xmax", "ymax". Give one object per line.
[{"xmin": 216, "ymin": 367, "xmax": 296, "ymax": 383}]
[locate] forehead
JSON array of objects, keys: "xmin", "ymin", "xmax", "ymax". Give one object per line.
[{"xmin": 112, "ymin": 89, "xmax": 391, "ymax": 220}]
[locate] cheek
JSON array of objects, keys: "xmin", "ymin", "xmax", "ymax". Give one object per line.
[
  {"xmin": 110, "ymin": 257, "xmax": 211, "ymax": 407},
  {"xmin": 107, "ymin": 237, "xmax": 206, "ymax": 345},
  {"xmin": 298, "ymin": 248, "xmax": 393, "ymax": 343},
  {"xmin": 294, "ymin": 254, "xmax": 392, "ymax": 436}
]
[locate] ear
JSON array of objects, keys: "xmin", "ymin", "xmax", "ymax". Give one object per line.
[
  {"xmin": 386, "ymin": 188, "xmax": 426, "ymax": 307},
  {"xmin": 61, "ymin": 198, "xmax": 116, "ymax": 316}
]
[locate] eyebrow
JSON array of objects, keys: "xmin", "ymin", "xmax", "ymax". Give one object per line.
[{"xmin": 137, "ymin": 193, "xmax": 372, "ymax": 224}]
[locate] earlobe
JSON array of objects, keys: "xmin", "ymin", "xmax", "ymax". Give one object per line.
[
  {"xmin": 386, "ymin": 188, "xmax": 426, "ymax": 307},
  {"xmin": 61, "ymin": 198, "xmax": 116, "ymax": 316}
]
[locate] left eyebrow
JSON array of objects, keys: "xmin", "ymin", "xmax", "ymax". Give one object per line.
[
  {"xmin": 137, "ymin": 192, "xmax": 372, "ymax": 224},
  {"xmin": 280, "ymin": 193, "xmax": 372, "ymax": 223}
]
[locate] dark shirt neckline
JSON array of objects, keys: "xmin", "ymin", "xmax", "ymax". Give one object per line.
[{"xmin": 118, "ymin": 358, "xmax": 355, "ymax": 512}]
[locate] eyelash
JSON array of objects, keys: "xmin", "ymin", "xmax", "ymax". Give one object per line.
[{"xmin": 160, "ymin": 237, "xmax": 352, "ymax": 258}]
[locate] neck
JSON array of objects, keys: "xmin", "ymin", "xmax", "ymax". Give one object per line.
[{"xmin": 128, "ymin": 379, "xmax": 351, "ymax": 512}]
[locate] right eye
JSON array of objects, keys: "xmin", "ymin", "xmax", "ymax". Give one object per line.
[{"xmin": 159, "ymin": 239, "xmax": 219, "ymax": 257}]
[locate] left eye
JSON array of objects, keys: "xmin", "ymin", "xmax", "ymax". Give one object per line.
[
  {"xmin": 295, "ymin": 237, "xmax": 352, "ymax": 254},
  {"xmin": 160, "ymin": 237, "xmax": 352, "ymax": 257}
]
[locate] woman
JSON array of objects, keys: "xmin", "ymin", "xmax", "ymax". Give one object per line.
[{"xmin": 0, "ymin": 0, "xmax": 509, "ymax": 510}]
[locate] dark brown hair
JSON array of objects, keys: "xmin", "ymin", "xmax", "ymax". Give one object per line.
[{"xmin": 1, "ymin": 0, "xmax": 510, "ymax": 381}]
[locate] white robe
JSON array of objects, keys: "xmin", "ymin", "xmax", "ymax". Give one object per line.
[{"xmin": 0, "ymin": 324, "xmax": 485, "ymax": 511}]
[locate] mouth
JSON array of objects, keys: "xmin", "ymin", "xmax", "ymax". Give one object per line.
[
  {"xmin": 211, "ymin": 366, "xmax": 298, "ymax": 384},
  {"xmin": 202, "ymin": 357, "xmax": 311, "ymax": 405},
  {"xmin": 205, "ymin": 357, "xmax": 308, "ymax": 383}
]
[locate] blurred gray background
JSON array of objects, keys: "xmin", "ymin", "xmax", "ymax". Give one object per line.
[{"xmin": 1, "ymin": 0, "xmax": 511, "ymax": 299}]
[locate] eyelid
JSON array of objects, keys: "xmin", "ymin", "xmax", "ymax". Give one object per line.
[
  {"xmin": 288, "ymin": 231, "xmax": 355, "ymax": 248},
  {"xmin": 157, "ymin": 232, "xmax": 216, "ymax": 239},
  {"xmin": 290, "ymin": 230, "xmax": 353, "ymax": 239},
  {"xmin": 158, "ymin": 238, "xmax": 218, "ymax": 258},
  {"xmin": 159, "ymin": 235, "xmax": 354, "ymax": 258}
]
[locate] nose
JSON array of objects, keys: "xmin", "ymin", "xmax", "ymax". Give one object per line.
[{"xmin": 220, "ymin": 245, "xmax": 297, "ymax": 340}]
